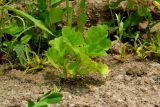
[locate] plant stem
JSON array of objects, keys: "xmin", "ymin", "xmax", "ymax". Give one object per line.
[
  {"xmin": 66, "ymin": 0, "xmax": 72, "ymax": 27},
  {"xmin": 64, "ymin": 67, "xmax": 68, "ymax": 79},
  {"xmin": 47, "ymin": 0, "xmax": 51, "ymax": 11}
]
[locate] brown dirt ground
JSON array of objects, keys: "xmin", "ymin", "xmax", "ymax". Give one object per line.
[
  {"xmin": 1, "ymin": 0, "xmax": 160, "ymax": 107},
  {"xmin": 0, "ymin": 54, "xmax": 160, "ymax": 107}
]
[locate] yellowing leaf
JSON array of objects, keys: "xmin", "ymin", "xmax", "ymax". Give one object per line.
[
  {"xmin": 153, "ymin": 1, "xmax": 160, "ymax": 10},
  {"xmin": 97, "ymin": 63, "xmax": 110, "ymax": 75}
]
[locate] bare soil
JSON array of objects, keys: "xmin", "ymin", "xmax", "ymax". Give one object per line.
[{"xmin": 0, "ymin": 54, "xmax": 160, "ymax": 107}]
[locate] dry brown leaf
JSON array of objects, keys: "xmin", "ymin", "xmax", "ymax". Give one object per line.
[
  {"xmin": 150, "ymin": 22, "xmax": 160, "ymax": 33},
  {"xmin": 138, "ymin": 21, "xmax": 148, "ymax": 30}
]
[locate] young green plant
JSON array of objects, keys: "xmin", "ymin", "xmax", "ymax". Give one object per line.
[
  {"xmin": 46, "ymin": 25, "xmax": 111, "ymax": 78},
  {"xmin": 28, "ymin": 85, "xmax": 62, "ymax": 107},
  {"xmin": 115, "ymin": 14, "xmax": 126, "ymax": 61}
]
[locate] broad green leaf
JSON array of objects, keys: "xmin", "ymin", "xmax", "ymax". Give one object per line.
[
  {"xmin": 3, "ymin": 22, "xmax": 22, "ymax": 36},
  {"xmin": 20, "ymin": 34, "xmax": 32, "ymax": 44},
  {"xmin": 49, "ymin": 7, "xmax": 63, "ymax": 24},
  {"xmin": 49, "ymin": 37, "xmax": 66, "ymax": 56},
  {"xmin": 46, "ymin": 38, "xmax": 67, "ymax": 68},
  {"xmin": 46, "ymin": 24, "xmax": 111, "ymax": 77},
  {"xmin": 14, "ymin": 44, "xmax": 26, "ymax": 65},
  {"xmin": 137, "ymin": 5, "xmax": 152, "ymax": 19},
  {"xmin": 7, "ymin": 8, "xmax": 54, "ymax": 36},
  {"xmin": 34, "ymin": 92, "xmax": 62, "ymax": 107},
  {"xmin": 138, "ymin": 5, "xmax": 147, "ymax": 16},
  {"xmin": 84, "ymin": 44, "xmax": 107, "ymax": 56},
  {"xmin": 78, "ymin": 67, "xmax": 88, "ymax": 75},
  {"xmin": 124, "ymin": 12, "xmax": 141, "ymax": 29},
  {"xmin": 37, "ymin": 91, "xmax": 52, "ymax": 102},
  {"xmin": 66, "ymin": 61, "xmax": 80, "ymax": 75},
  {"xmin": 62, "ymin": 26, "xmax": 84, "ymax": 46},
  {"xmin": 46, "ymin": 47, "xmax": 66, "ymax": 68},
  {"xmin": 79, "ymin": 52, "xmax": 95, "ymax": 68},
  {"xmin": 47, "ymin": 37, "xmax": 69, "ymax": 69},
  {"xmin": 96, "ymin": 63, "xmax": 110, "ymax": 75},
  {"xmin": 85, "ymin": 25, "xmax": 111, "ymax": 56},
  {"xmin": 79, "ymin": 52, "xmax": 109, "ymax": 75},
  {"xmin": 46, "ymin": 92, "xmax": 62, "ymax": 103},
  {"xmin": 85, "ymin": 25, "xmax": 108, "ymax": 44},
  {"xmin": 2, "ymin": 41, "xmax": 14, "ymax": 50},
  {"xmin": 34, "ymin": 102, "xmax": 48, "ymax": 107},
  {"xmin": 27, "ymin": 100, "xmax": 35, "ymax": 107},
  {"xmin": 28, "ymin": 89, "xmax": 62, "ymax": 107},
  {"xmin": 46, "ymin": 48, "xmax": 60, "ymax": 68}
]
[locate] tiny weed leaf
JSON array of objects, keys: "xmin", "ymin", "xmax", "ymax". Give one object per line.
[
  {"xmin": 20, "ymin": 34, "xmax": 32, "ymax": 44},
  {"xmin": 28, "ymin": 89, "xmax": 62, "ymax": 107},
  {"xmin": 34, "ymin": 92, "xmax": 62, "ymax": 107},
  {"xmin": 37, "ymin": 91, "xmax": 52, "ymax": 102},
  {"xmin": 46, "ymin": 92, "xmax": 63, "ymax": 103}
]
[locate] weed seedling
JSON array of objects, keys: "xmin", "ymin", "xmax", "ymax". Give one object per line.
[
  {"xmin": 28, "ymin": 85, "xmax": 62, "ymax": 107},
  {"xmin": 115, "ymin": 14, "xmax": 126, "ymax": 61}
]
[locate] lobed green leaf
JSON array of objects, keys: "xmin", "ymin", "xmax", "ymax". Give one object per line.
[{"xmin": 85, "ymin": 25, "xmax": 111, "ymax": 56}]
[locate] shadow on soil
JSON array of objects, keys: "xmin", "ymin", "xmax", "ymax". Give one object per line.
[{"xmin": 44, "ymin": 72, "xmax": 106, "ymax": 95}]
